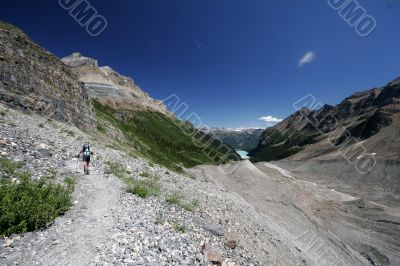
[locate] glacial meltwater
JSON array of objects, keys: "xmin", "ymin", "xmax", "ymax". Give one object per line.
[{"xmin": 236, "ymin": 149, "xmax": 249, "ymax": 159}]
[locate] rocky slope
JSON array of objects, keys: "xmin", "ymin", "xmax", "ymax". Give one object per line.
[
  {"xmin": 61, "ymin": 52, "xmax": 168, "ymax": 114},
  {"xmin": 0, "ymin": 21, "xmax": 95, "ymax": 128},
  {"xmin": 190, "ymin": 160, "xmax": 400, "ymax": 266},
  {"xmin": 0, "ymin": 103, "xmax": 281, "ymax": 266},
  {"xmin": 250, "ymin": 76, "xmax": 400, "ymax": 162},
  {"xmin": 204, "ymin": 128, "xmax": 264, "ymax": 152}
]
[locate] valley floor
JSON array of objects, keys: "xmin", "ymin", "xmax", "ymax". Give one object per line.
[{"xmin": 189, "ymin": 160, "xmax": 400, "ymax": 266}]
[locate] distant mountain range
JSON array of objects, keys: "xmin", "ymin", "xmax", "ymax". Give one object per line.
[
  {"xmin": 250, "ymin": 76, "xmax": 400, "ymax": 162},
  {"xmin": 203, "ymin": 128, "xmax": 264, "ymax": 152}
]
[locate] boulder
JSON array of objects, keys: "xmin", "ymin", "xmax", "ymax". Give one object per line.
[
  {"xmin": 203, "ymin": 223, "xmax": 224, "ymax": 236},
  {"xmin": 36, "ymin": 143, "xmax": 49, "ymax": 150},
  {"xmin": 4, "ymin": 238, "xmax": 13, "ymax": 248},
  {"xmin": 201, "ymin": 243, "xmax": 222, "ymax": 265},
  {"xmin": 224, "ymin": 232, "xmax": 240, "ymax": 249}
]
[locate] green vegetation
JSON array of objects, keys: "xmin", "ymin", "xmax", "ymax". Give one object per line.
[
  {"xmin": 166, "ymin": 193, "xmax": 199, "ymax": 212},
  {"xmin": 139, "ymin": 171, "xmax": 152, "ymax": 178},
  {"xmin": 0, "ymin": 158, "xmax": 73, "ymax": 236},
  {"xmin": 96, "ymin": 124, "xmax": 106, "ymax": 133},
  {"xmin": 166, "ymin": 193, "xmax": 182, "ymax": 205},
  {"xmin": 38, "ymin": 123, "xmax": 44, "ymax": 128},
  {"xmin": 127, "ymin": 178, "xmax": 160, "ymax": 198},
  {"xmin": 249, "ymin": 128, "xmax": 317, "ymax": 162},
  {"xmin": 172, "ymin": 222, "xmax": 187, "ymax": 233},
  {"xmin": 105, "ymin": 161, "xmax": 161, "ymax": 198},
  {"xmin": 104, "ymin": 161, "xmax": 126, "ymax": 177},
  {"xmin": 63, "ymin": 176, "xmax": 76, "ymax": 191},
  {"xmin": 0, "ymin": 110, "xmax": 7, "ymax": 116},
  {"xmin": 93, "ymin": 100, "xmax": 239, "ymax": 172},
  {"xmin": 0, "ymin": 157, "xmax": 23, "ymax": 176}
]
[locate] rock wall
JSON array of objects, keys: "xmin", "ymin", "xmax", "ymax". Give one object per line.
[{"xmin": 0, "ymin": 22, "xmax": 96, "ymax": 128}]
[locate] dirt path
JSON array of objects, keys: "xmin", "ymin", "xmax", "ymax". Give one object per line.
[{"xmin": 1, "ymin": 160, "xmax": 121, "ymax": 266}]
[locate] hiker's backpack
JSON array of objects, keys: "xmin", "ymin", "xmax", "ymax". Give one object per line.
[{"xmin": 83, "ymin": 144, "xmax": 91, "ymax": 156}]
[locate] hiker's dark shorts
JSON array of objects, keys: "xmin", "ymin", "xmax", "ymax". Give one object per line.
[{"xmin": 83, "ymin": 155, "xmax": 90, "ymax": 163}]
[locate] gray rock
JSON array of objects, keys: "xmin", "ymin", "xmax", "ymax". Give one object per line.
[{"xmin": 203, "ymin": 223, "xmax": 224, "ymax": 236}]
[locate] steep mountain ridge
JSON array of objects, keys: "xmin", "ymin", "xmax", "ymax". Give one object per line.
[
  {"xmin": 250, "ymin": 76, "xmax": 400, "ymax": 162},
  {"xmin": 0, "ymin": 21, "xmax": 95, "ymax": 127},
  {"xmin": 61, "ymin": 52, "xmax": 168, "ymax": 114}
]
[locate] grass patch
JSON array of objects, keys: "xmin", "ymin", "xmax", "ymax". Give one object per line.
[
  {"xmin": 0, "ymin": 158, "xmax": 73, "ymax": 236},
  {"xmin": 0, "ymin": 157, "xmax": 23, "ymax": 176},
  {"xmin": 0, "ymin": 110, "xmax": 7, "ymax": 116},
  {"xmin": 96, "ymin": 124, "xmax": 106, "ymax": 133},
  {"xmin": 104, "ymin": 161, "xmax": 125, "ymax": 177},
  {"xmin": 63, "ymin": 176, "xmax": 76, "ymax": 191},
  {"xmin": 139, "ymin": 171, "xmax": 151, "ymax": 178},
  {"xmin": 126, "ymin": 178, "xmax": 160, "ymax": 198},
  {"xmin": 166, "ymin": 193, "xmax": 199, "ymax": 212},
  {"xmin": 47, "ymin": 168, "xmax": 58, "ymax": 179},
  {"xmin": 181, "ymin": 199, "xmax": 199, "ymax": 212},
  {"xmin": 172, "ymin": 222, "xmax": 186, "ymax": 233},
  {"xmin": 166, "ymin": 193, "xmax": 182, "ymax": 205},
  {"xmin": 105, "ymin": 161, "xmax": 160, "ymax": 198}
]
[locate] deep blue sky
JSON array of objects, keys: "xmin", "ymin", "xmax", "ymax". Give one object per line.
[{"xmin": 1, "ymin": 0, "xmax": 399, "ymax": 128}]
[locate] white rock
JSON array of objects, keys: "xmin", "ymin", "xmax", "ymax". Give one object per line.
[
  {"xmin": 4, "ymin": 238, "xmax": 13, "ymax": 248},
  {"xmin": 36, "ymin": 143, "xmax": 48, "ymax": 150}
]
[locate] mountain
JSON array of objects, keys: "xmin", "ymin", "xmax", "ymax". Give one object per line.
[
  {"xmin": 250, "ymin": 76, "xmax": 400, "ymax": 162},
  {"xmin": 0, "ymin": 22, "xmax": 95, "ymax": 127},
  {"xmin": 0, "ymin": 21, "xmax": 238, "ymax": 172},
  {"xmin": 60, "ymin": 52, "xmax": 239, "ymax": 171},
  {"xmin": 61, "ymin": 52, "xmax": 168, "ymax": 114},
  {"xmin": 203, "ymin": 128, "xmax": 264, "ymax": 152}
]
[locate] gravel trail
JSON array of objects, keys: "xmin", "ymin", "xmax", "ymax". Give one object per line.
[{"xmin": 1, "ymin": 160, "xmax": 121, "ymax": 266}]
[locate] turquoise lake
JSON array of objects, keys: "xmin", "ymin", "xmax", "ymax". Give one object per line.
[{"xmin": 236, "ymin": 149, "xmax": 249, "ymax": 159}]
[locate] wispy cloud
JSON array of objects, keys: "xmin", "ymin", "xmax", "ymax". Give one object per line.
[
  {"xmin": 259, "ymin": 115, "xmax": 283, "ymax": 127},
  {"xmin": 195, "ymin": 40, "xmax": 204, "ymax": 48},
  {"xmin": 298, "ymin": 51, "xmax": 316, "ymax": 67}
]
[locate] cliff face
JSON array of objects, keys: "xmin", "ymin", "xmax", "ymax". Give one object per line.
[
  {"xmin": 0, "ymin": 22, "xmax": 95, "ymax": 127},
  {"xmin": 61, "ymin": 53, "xmax": 169, "ymax": 115},
  {"xmin": 250, "ymin": 76, "xmax": 400, "ymax": 162}
]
